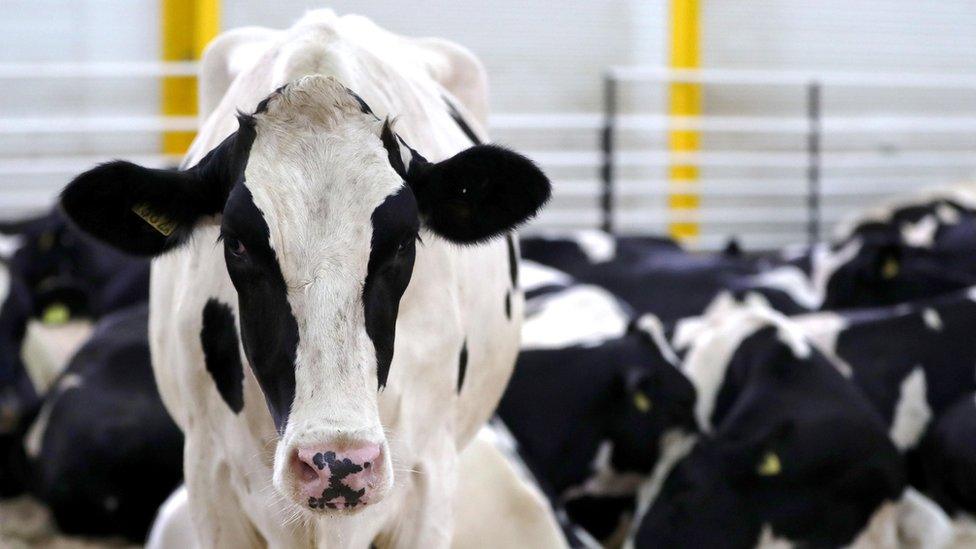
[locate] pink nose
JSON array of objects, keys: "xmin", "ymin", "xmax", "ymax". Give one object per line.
[{"xmin": 294, "ymin": 443, "xmax": 382, "ymax": 510}]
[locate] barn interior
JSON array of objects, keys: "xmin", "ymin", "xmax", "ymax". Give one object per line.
[{"xmin": 1, "ymin": 1, "xmax": 976, "ymax": 548}]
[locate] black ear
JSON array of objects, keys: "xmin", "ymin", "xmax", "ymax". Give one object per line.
[
  {"xmin": 60, "ymin": 123, "xmax": 254, "ymax": 256},
  {"xmin": 407, "ymin": 144, "xmax": 550, "ymax": 244}
]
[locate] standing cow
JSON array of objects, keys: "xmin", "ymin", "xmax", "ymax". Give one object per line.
[{"xmin": 61, "ymin": 11, "xmax": 552, "ymax": 548}]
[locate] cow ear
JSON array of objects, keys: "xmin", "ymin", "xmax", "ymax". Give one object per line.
[
  {"xmin": 60, "ymin": 123, "xmax": 254, "ymax": 256},
  {"xmin": 407, "ymin": 144, "xmax": 550, "ymax": 244}
]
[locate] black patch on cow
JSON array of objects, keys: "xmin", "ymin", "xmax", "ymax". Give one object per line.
[
  {"xmin": 457, "ymin": 340, "xmax": 468, "ymax": 393},
  {"xmin": 253, "ymin": 84, "xmax": 287, "ymax": 116},
  {"xmin": 443, "ymin": 96, "xmax": 482, "ymax": 145},
  {"xmin": 221, "ymin": 185, "xmax": 299, "ymax": 434},
  {"xmin": 380, "ymin": 121, "xmax": 407, "ymax": 179},
  {"xmin": 363, "ymin": 188, "xmax": 421, "ymax": 389},
  {"xmin": 504, "ymin": 291, "xmax": 511, "ymax": 319},
  {"xmin": 346, "ymin": 88, "xmax": 376, "ymax": 117},
  {"xmin": 308, "ymin": 451, "xmax": 367, "ymax": 510},
  {"xmin": 506, "ymin": 233, "xmax": 518, "ymax": 287},
  {"xmin": 199, "ymin": 299, "xmax": 245, "ymax": 414}
]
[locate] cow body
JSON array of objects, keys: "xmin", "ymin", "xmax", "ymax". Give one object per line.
[
  {"xmin": 23, "ymin": 304, "xmax": 183, "ymax": 542},
  {"xmin": 630, "ymin": 308, "xmax": 907, "ymax": 548},
  {"xmin": 62, "ymin": 10, "xmax": 553, "ymax": 548}
]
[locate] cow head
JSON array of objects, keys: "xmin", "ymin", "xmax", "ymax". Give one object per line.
[{"xmin": 61, "ymin": 75, "xmax": 550, "ymax": 513}]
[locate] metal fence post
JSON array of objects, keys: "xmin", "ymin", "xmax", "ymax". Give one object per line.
[
  {"xmin": 806, "ymin": 80, "xmax": 822, "ymax": 245},
  {"xmin": 600, "ymin": 73, "xmax": 617, "ymax": 234}
]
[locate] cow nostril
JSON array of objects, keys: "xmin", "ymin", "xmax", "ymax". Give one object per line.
[{"xmin": 299, "ymin": 459, "xmax": 318, "ymax": 483}]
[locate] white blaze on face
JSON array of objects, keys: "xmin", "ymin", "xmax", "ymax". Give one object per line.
[{"xmin": 242, "ymin": 77, "xmax": 405, "ymax": 501}]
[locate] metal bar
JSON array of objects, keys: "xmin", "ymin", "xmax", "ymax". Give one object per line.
[
  {"xmin": 806, "ymin": 81, "xmax": 822, "ymax": 245},
  {"xmin": 610, "ymin": 66, "xmax": 976, "ymax": 90},
  {"xmin": 600, "ymin": 74, "xmax": 617, "ymax": 234}
]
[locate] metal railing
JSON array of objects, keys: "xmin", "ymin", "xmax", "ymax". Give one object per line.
[{"xmin": 600, "ymin": 66, "xmax": 976, "ymax": 245}]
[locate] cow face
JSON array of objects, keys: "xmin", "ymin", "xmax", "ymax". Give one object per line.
[{"xmin": 61, "ymin": 75, "xmax": 551, "ymax": 513}]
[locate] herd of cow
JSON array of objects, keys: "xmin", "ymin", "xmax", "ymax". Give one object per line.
[
  {"xmin": 1, "ymin": 10, "xmax": 976, "ymax": 549},
  {"xmin": 3, "ymin": 184, "xmax": 976, "ymax": 548}
]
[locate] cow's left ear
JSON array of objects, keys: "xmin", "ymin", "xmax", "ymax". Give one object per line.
[{"xmin": 406, "ymin": 145, "xmax": 550, "ymax": 244}]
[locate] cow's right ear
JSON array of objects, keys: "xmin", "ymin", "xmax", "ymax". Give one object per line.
[
  {"xmin": 61, "ymin": 162, "xmax": 211, "ymax": 256},
  {"xmin": 60, "ymin": 122, "xmax": 255, "ymax": 256}
]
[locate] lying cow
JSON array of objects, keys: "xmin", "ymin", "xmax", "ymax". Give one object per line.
[
  {"xmin": 61, "ymin": 11, "xmax": 553, "ymax": 547},
  {"xmin": 752, "ymin": 185, "xmax": 976, "ymax": 311},
  {"xmin": 18, "ymin": 304, "xmax": 183, "ymax": 542},
  {"xmin": 630, "ymin": 307, "xmax": 909, "ymax": 548},
  {"xmin": 502, "ymin": 268, "xmax": 696, "ymax": 542},
  {"xmin": 520, "ymin": 231, "xmax": 806, "ymax": 321}
]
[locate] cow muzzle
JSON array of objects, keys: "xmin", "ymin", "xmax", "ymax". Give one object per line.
[{"xmin": 290, "ymin": 440, "xmax": 387, "ymax": 512}]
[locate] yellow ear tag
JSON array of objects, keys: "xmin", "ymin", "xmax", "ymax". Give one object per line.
[
  {"xmin": 132, "ymin": 203, "xmax": 176, "ymax": 236},
  {"xmin": 42, "ymin": 303, "xmax": 70, "ymax": 325},
  {"xmin": 757, "ymin": 451, "xmax": 782, "ymax": 476},
  {"xmin": 633, "ymin": 392, "xmax": 652, "ymax": 413},
  {"xmin": 881, "ymin": 257, "xmax": 899, "ymax": 279}
]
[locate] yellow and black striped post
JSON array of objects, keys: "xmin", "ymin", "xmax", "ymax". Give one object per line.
[
  {"xmin": 668, "ymin": 0, "xmax": 701, "ymax": 243},
  {"xmin": 161, "ymin": 0, "xmax": 219, "ymax": 155}
]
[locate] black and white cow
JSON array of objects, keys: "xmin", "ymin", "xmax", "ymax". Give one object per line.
[
  {"xmin": 751, "ymin": 187, "xmax": 976, "ymax": 311},
  {"xmin": 500, "ymin": 317, "xmax": 697, "ymax": 543},
  {"xmin": 630, "ymin": 308, "xmax": 910, "ymax": 548},
  {"xmin": 520, "ymin": 231, "xmax": 807, "ymax": 321},
  {"xmin": 60, "ymin": 11, "xmax": 555, "ymax": 547},
  {"xmin": 19, "ymin": 304, "xmax": 183, "ymax": 542}
]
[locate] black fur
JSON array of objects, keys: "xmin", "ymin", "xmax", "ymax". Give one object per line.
[
  {"xmin": 457, "ymin": 340, "xmax": 468, "ymax": 393},
  {"xmin": 222, "ymin": 185, "xmax": 299, "ymax": 433},
  {"xmin": 407, "ymin": 144, "xmax": 551, "ymax": 244},
  {"xmin": 200, "ymin": 299, "xmax": 245, "ymax": 414},
  {"xmin": 363, "ymin": 188, "xmax": 420, "ymax": 389}
]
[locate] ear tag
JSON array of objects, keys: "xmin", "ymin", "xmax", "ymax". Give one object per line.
[
  {"xmin": 633, "ymin": 391, "xmax": 652, "ymax": 413},
  {"xmin": 132, "ymin": 203, "xmax": 176, "ymax": 236},
  {"xmin": 881, "ymin": 257, "xmax": 899, "ymax": 279},
  {"xmin": 42, "ymin": 303, "xmax": 70, "ymax": 325},
  {"xmin": 757, "ymin": 451, "xmax": 782, "ymax": 476}
]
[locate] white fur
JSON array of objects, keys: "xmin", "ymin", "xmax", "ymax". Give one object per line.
[
  {"xmin": 519, "ymin": 259, "xmax": 572, "ymax": 294},
  {"xmin": 901, "ymin": 215, "xmax": 939, "ymax": 248},
  {"xmin": 149, "ymin": 11, "xmax": 543, "ymax": 548},
  {"xmin": 0, "ymin": 234, "xmax": 22, "ymax": 259},
  {"xmin": 923, "ymin": 308, "xmax": 944, "ymax": 331},
  {"xmin": 792, "ymin": 311, "xmax": 854, "ymax": 378},
  {"xmin": 562, "ymin": 440, "xmax": 646, "ymax": 501},
  {"xmin": 24, "ymin": 373, "xmax": 83, "ymax": 459},
  {"xmin": 634, "ymin": 314, "xmax": 680, "ymax": 366},
  {"xmin": 521, "ymin": 284, "xmax": 629, "ymax": 350},
  {"xmin": 889, "ymin": 367, "xmax": 932, "ymax": 451}
]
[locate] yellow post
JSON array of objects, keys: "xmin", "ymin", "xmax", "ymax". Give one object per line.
[
  {"xmin": 668, "ymin": 0, "xmax": 701, "ymax": 242},
  {"xmin": 161, "ymin": 0, "xmax": 220, "ymax": 155}
]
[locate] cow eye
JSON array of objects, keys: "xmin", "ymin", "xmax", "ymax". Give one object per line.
[
  {"xmin": 225, "ymin": 237, "xmax": 246, "ymax": 257},
  {"xmin": 396, "ymin": 238, "xmax": 414, "ymax": 256}
]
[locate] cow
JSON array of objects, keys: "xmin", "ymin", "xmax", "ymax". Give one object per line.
[
  {"xmin": 18, "ymin": 303, "xmax": 183, "ymax": 542},
  {"xmin": 500, "ymin": 287, "xmax": 697, "ymax": 543},
  {"xmin": 60, "ymin": 11, "xmax": 553, "ymax": 547},
  {"xmin": 789, "ymin": 289, "xmax": 976, "ymax": 520},
  {"xmin": 629, "ymin": 306, "xmax": 909, "ymax": 548},
  {"xmin": 751, "ymin": 186, "xmax": 976, "ymax": 311},
  {"xmin": 520, "ymin": 231, "xmax": 806, "ymax": 321}
]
